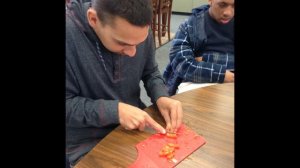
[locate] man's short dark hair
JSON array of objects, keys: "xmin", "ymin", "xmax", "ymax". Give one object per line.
[{"xmin": 92, "ymin": 0, "xmax": 153, "ymax": 27}]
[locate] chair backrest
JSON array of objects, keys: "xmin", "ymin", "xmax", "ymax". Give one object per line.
[
  {"xmin": 151, "ymin": 0, "xmax": 159, "ymax": 45},
  {"xmin": 151, "ymin": 0, "xmax": 173, "ymax": 47},
  {"xmin": 159, "ymin": 0, "xmax": 172, "ymax": 11}
]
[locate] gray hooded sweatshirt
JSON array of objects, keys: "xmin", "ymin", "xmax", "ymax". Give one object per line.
[{"xmin": 66, "ymin": 0, "xmax": 168, "ymax": 165}]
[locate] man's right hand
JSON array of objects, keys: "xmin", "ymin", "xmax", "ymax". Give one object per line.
[
  {"xmin": 224, "ymin": 70, "xmax": 234, "ymax": 82},
  {"xmin": 118, "ymin": 102, "xmax": 166, "ymax": 134},
  {"xmin": 195, "ymin": 56, "xmax": 203, "ymax": 62},
  {"xmin": 195, "ymin": 57, "xmax": 234, "ymax": 83}
]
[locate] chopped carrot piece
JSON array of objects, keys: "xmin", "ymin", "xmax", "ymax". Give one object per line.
[
  {"xmin": 167, "ymin": 153, "xmax": 175, "ymax": 159},
  {"xmin": 167, "ymin": 143, "xmax": 179, "ymax": 149},
  {"xmin": 166, "ymin": 132, "xmax": 177, "ymax": 138},
  {"xmin": 159, "ymin": 141, "xmax": 180, "ymax": 161}
]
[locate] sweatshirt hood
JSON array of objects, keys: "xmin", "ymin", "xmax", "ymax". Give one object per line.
[
  {"xmin": 191, "ymin": 4, "xmax": 210, "ymax": 16},
  {"xmin": 66, "ymin": 0, "xmax": 98, "ymax": 42}
]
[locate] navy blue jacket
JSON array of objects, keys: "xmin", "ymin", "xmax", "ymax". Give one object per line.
[{"xmin": 163, "ymin": 5, "xmax": 234, "ymax": 95}]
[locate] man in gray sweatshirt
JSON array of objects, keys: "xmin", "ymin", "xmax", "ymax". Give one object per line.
[{"xmin": 66, "ymin": 0, "xmax": 183, "ymax": 166}]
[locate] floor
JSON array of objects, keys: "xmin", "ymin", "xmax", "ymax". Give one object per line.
[{"xmin": 140, "ymin": 13, "xmax": 190, "ymax": 106}]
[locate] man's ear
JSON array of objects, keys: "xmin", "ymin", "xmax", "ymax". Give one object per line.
[{"xmin": 87, "ymin": 8, "xmax": 98, "ymax": 28}]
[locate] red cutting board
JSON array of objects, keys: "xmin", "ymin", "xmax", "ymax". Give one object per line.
[{"xmin": 128, "ymin": 124, "xmax": 206, "ymax": 168}]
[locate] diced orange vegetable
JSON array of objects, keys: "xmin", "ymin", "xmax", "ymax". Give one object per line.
[
  {"xmin": 167, "ymin": 143, "xmax": 179, "ymax": 149},
  {"xmin": 158, "ymin": 133, "xmax": 181, "ymax": 160},
  {"xmin": 166, "ymin": 132, "xmax": 177, "ymax": 138},
  {"xmin": 167, "ymin": 153, "xmax": 175, "ymax": 159},
  {"xmin": 159, "ymin": 142, "xmax": 179, "ymax": 161}
]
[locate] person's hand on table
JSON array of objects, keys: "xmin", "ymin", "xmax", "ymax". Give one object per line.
[
  {"xmin": 224, "ymin": 70, "xmax": 234, "ymax": 82},
  {"xmin": 118, "ymin": 102, "xmax": 166, "ymax": 134},
  {"xmin": 195, "ymin": 56, "xmax": 234, "ymax": 83},
  {"xmin": 195, "ymin": 56, "xmax": 203, "ymax": 62},
  {"xmin": 156, "ymin": 97, "xmax": 183, "ymax": 133}
]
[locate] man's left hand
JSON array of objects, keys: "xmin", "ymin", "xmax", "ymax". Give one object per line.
[{"xmin": 156, "ymin": 97, "xmax": 183, "ymax": 133}]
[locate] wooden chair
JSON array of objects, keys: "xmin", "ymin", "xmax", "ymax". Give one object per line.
[
  {"xmin": 151, "ymin": 0, "xmax": 173, "ymax": 47},
  {"xmin": 157, "ymin": 0, "xmax": 173, "ymax": 46},
  {"xmin": 151, "ymin": 0, "xmax": 159, "ymax": 46}
]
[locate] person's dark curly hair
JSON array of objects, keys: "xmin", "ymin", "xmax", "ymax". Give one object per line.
[{"xmin": 92, "ymin": 0, "xmax": 153, "ymax": 27}]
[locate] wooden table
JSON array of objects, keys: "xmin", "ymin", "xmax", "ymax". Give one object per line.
[{"xmin": 74, "ymin": 83, "xmax": 234, "ymax": 168}]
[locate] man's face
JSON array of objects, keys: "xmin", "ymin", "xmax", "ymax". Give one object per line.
[
  {"xmin": 208, "ymin": 0, "xmax": 234, "ymax": 24},
  {"xmin": 93, "ymin": 16, "xmax": 149, "ymax": 57}
]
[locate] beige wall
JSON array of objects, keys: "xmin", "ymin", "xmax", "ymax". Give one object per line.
[{"xmin": 172, "ymin": 0, "xmax": 208, "ymax": 13}]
